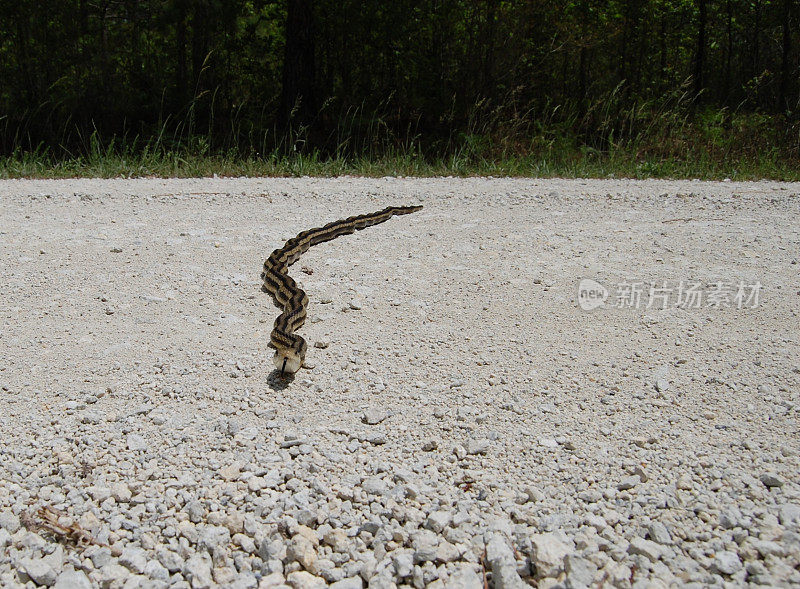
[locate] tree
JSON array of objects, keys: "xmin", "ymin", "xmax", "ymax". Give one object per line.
[{"xmin": 279, "ymin": 0, "xmax": 316, "ymax": 129}]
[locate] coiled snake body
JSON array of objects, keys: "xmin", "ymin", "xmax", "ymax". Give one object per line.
[{"xmin": 261, "ymin": 205, "xmax": 422, "ymax": 375}]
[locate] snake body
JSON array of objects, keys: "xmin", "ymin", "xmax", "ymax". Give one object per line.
[{"xmin": 261, "ymin": 205, "xmax": 422, "ymax": 374}]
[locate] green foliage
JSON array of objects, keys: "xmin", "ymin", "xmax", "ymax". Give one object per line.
[{"xmin": 0, "ymin": 0, "xmax": 797, "ymax": 176}]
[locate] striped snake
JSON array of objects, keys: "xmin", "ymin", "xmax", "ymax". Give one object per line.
[{"xmin": 261, "ymin": 205, "xmax": 423, "ymax": 375}]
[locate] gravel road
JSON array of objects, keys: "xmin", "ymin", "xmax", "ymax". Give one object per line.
[{"xmin": 1, "ymin": 177, "xmax": 799, "ymax": 588}]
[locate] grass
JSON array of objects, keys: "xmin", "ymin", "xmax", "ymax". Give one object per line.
[
  {"xmin": 2, "ymin": 141, "xmax": 797, "ymax": 181},
  {"xmin": 1, "ymin": 99, "xmax": 798, "ymax": 180}
]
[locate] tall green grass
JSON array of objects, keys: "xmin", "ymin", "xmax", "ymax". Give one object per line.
[{"xmin": 1, "ymin": 83, "xmax": 798, "ymax": 180}]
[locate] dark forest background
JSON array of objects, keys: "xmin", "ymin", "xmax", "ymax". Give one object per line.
[{"xmin": 1, "ymin": 0, "xmax": 798, "ymax": 175}]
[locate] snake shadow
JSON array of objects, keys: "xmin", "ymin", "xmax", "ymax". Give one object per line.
[{"xmin": 267, "ymin": 370, "xmax": 295, "ymax": 391}]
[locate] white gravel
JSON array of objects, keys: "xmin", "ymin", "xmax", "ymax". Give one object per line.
[{"xmin": 1, "ymin": 176, "xmax": 799, "ymax": 588}]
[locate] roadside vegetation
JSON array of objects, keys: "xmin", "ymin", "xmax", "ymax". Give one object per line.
[{"xmin": 1, "ymin": 1, "xmax": 797, "ymax": 180}]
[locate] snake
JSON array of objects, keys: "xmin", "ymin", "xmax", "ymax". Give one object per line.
[{"xmin": 261, "ymin": 205, "xmax": 423, "ymax": 375}]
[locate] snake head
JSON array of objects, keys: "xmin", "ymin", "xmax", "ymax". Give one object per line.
[{"xmin": 273, "ymin": 348, "xmax": 303, "ymax": 375}]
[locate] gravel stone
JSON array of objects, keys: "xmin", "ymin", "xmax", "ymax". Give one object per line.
[
  {"xmin": 323, "ymin": 529, "xmax": 350, "ymax": 553},
  {"xmin": 760, "ymin": 472, "xmax": 784, "ymax": 488},
  {"xmin": 286, "ymin": 570, "xmax": 326, "ymax": 589},
  {"xmin": 329, "ymin": 577, "xmax": 364, "ymax": 589},
  {"xmin": 126, "ymin": 433, "xmax": 148, "ymax": 452},
  {"xmin": 97, "ymin": 563, "xmax": 130, "ymax": 588},
  {"xmin": 198, "ymin": 525, "xmax": 231, "ymax": 553},
  {"xmin": 711, "ymin": 551, "xmax": 742, "ymax": 575},
  {"xmin": 529, "ymin": 533, "xmax": 570, "ymax": 578},
  {"xmin": 564, "ymin": 554, "xmax": 597, "ymax": 587},
  {"xmin": 362, "ymin": 409, "xmax": 388, "ymax": 425},
  {"xmin": 628, "ymin": 537, "xmax": 665, "ymax": 562},
  {"xmin": 444, "ymin": 565, "xmax": 482, "ymax": 589},
  {"xmin": 183, "ymin": 554, "xmax": 214, "ymax": 589},
  {"xmin": 361, "ymin": 478, "xmax": 388, "ymax": 495},
  {"xmin": 21, "ymin": 557, "xmax": 58, "ymax": 586},
  {"xmin": 617, "ymin": 475, "xmax": 640, "ymax": 491},
  {"xmin": 424, "ymin": 511, "xmax": 452, "ymax": 533},
  {"xmin": 120, "ymin": 546, "xmax": 148, "ymax": 574},
  {"xmin": 0, "ymin": 528, "xmax": 11, "ymax": 550},
  {"xmin": 186, "ymin": 500, "xmax": 205, "ymax": 522},
  {"xmin": 156, "ymin": 548, "xmax": 184, "ymax": 573},
  {"xmin": 0, "ymin": 512, "xmax": 21, "ymax": 533},
  {"xmin": 392, "ymin": 552, "xmax": 414, "ymax": 578},
  {"xmin": 54, "ymin": 570, "xmax": 92, "ymax": 589},
  {"xmin": 648, "ymin": 522, "xmax": 673, "ymax": 545},
  {"xmin": 287, "ymin": 535, "xmax": 318, "ymax": 570},
  {"xmin": 144, "ymin": 559, "xmax": 170, "ymax": 581},
  {"xmin": 779, "ymin": 503, "xmax": 800, "ymax": 526},
  {"xmin": 466, "ymin": 439, "xmax": 489, "ymax": 455}
]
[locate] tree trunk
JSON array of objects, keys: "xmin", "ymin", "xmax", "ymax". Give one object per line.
[
  {"xmin": 659, "ymin": 11, "xmax": 667, "ymax": 92},
  {"xmin": 176, "ymin": 0, "xmax": 188, "ymax": 104},
  {"xmin": 578, "ymin": 46, "xmax": 588, "ymax": 117},
  {"xmin": 483, "ymin": 0, "xmax": 498, "ymax": 96},
  {"xmin": 191, "ymin": 1, "xmax": 208, "ymax": 94},
  {"xmin": 724, "ymin": 0, "xmax": 732, "ymax": 104},
  {"xmin": 779, "ymin": 0, "xmax": 793, "ymax": 111},
  {"xmin": 280, "ymin": 0, "xmax": 316, "ymax": 128},
  {"xmin": 752, "ymin": 0, "xmax": 761, "ymax": 80},
  {"xmin": 693, "ymin": 0, "xmax": 707, "ymax": 101}
]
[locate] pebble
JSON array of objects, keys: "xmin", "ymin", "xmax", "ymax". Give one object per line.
[
  {"xmin": 219, "ymin": 462, "xmax": 241, "ymax": 481},
  {"xmin": 421, "ymin": 439, "xmax": 438, "ymax": 451},
  {"xmin": 54, "ymin": 570, "xmax": 92, "ymax": 589},
  {"xmin": 183, "ymin": 554, "xmax": 214, "ymax": 588},
  {"xmin": 362, "ymin": 409, "xmax": 388, "ymax": 425},
  {"xmin": 628, "ymin": 537, "xmax": 665, "ymax": 562},
  {"xmin": 760, "ymin": 472, "xmax": 784, "ymax": 488},
  {"xmin": 711, "ymin": 551, "xmax": 742, "ymax": 575},
  {"xmin": 97, "ymin": 563, "xmax": 129, "ymax": 587},
  {"xmin": 144, "ymin": 559, "xmax": 169, "ymax": 581},
  {"xmin": 111, "ymin": 482, "xmax": 132, "ymax": 503},
  {"xmin": 0, "ymin": 529, "xmax": 10, "ymax": 549},
  {"xmin": 466, "ymin": 439, "xmax": 489, "ymax": 455},
  {"xmin": 0, "ymin": 512, "xmax": 21, "ymax": 533},
  {"xmin": 287, "ymin": 570, "xmax": 327, "ymax": 588},
  {"xmin": 361, "ymin": 477, "xmax": 389, "ymax": 495},
  {"xmin": 564, "ymin": 554, "xmax": 597, "ymax": 587},
  {"xmin": 119, "ymin": 546, "xmax": 148, "ymax": 573},
  {"xmin": 198, "ymin": 525, "xmax": 231, "ymax": 552},
  {"xmin": 186, "ymin": 500, "xmax": 205, "ymax": 522},
  {"xmin": 20, "ymin": 557, "xmax": 58, "ymax": 586},
  {"xmin": 749, "ymin": 539, "xmax": 784, "ymax": 558},
  {"xmin": 648, "ymin": 521, "xmax": 673, "ymax": 545},
  {"xmin": 393, "ymin": 551, "xmax": 414, "ymax": 577},
  {"xmin": 492, "ymin": 563, "xmax": 527, "ymax": 589},
  {"xmin": 444, "ymin": 565, "xmax": 482, "ymax": 588},
  {"xmin": 287, "ymin": 534, "xmax": 318, "ymax": 570},
  {"xmin": 617, "ymin": 475, "xmax": 640, "ymax": 491},
  {"xmin": 329, "ymin": 577, "xmax": 364, "ymax": 589},
  {"xmin": 126, "ymin": 433, "xmax": 148, "ymax": 452},
  {"xmin": 157, "ymin": 548, "xmax": 184, "ymax": 572},
  {"xmin": 529, "ymin": 533, "xmax": 570, "ymax": 579},
  {"xmin": 424, "ymin": 511, "xmax": 452, "ymax": 533},
  {"xmin": 779, "ymin": 503, "xmax": 800, "ymax": 526},
  {"xmin": 578, "ymin": 489, "xmax": 602, "ymax": 503}
]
